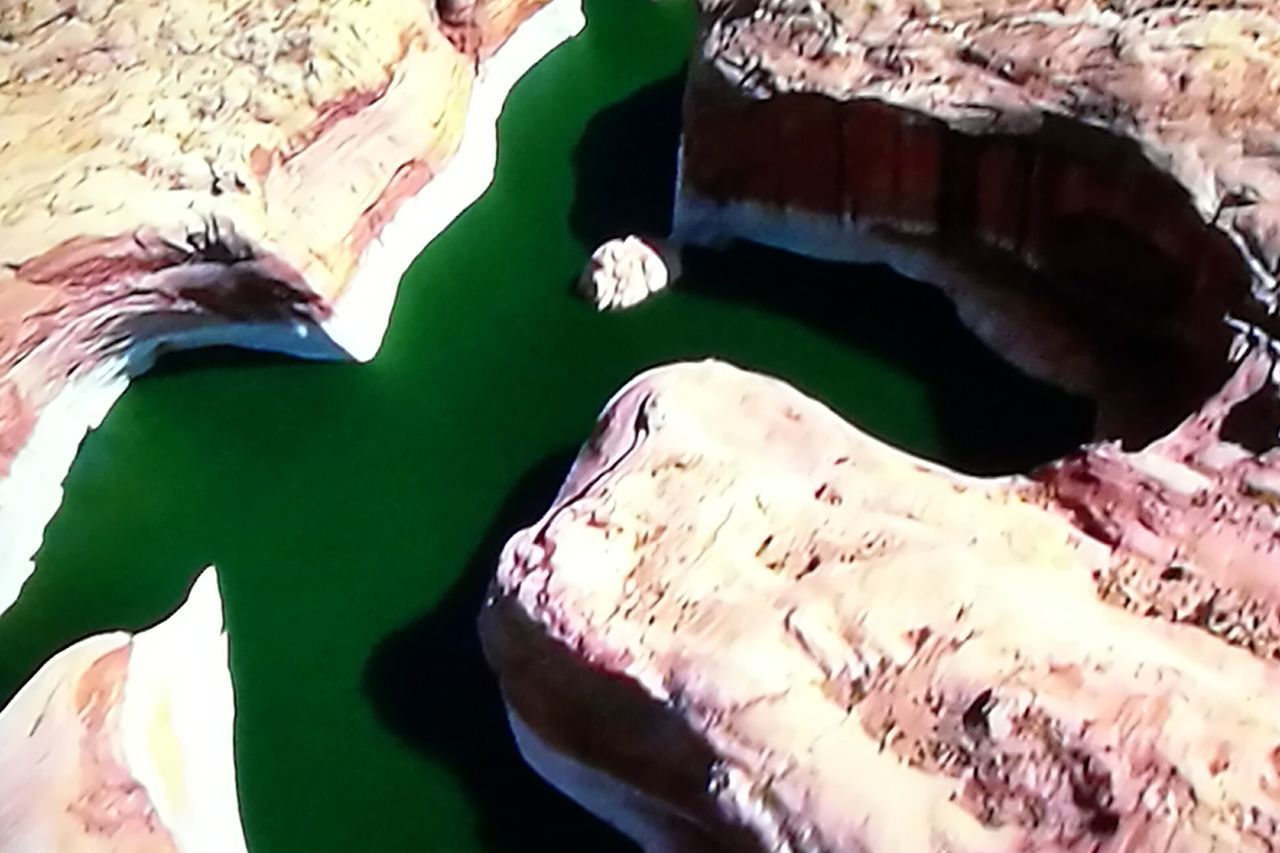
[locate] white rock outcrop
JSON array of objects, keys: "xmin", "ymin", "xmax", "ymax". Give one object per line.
[
  {"xmin": 0, "ymin": 569, "xmax": 244, "ymax": 853},
  {"xmin": 578, "ymin": 236, "xmax": 678, "ymax": 311}
]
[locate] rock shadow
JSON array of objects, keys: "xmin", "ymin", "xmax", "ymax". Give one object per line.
[
  {"xmin": 679, "ymin": 243, "xmax": 1095, "ymax": 474},
  {"xmin": 362, "ymin": 450, "xmax": 630, "ymax": 852},
  {"xmin": 569, "ymin": 73, "xmax": 683, "ymax": 249},
  {"xmin": 569, "ymin": 72, "xmax": 1093, "ymax": 475},
  {"xmin": 138, "ymin": 344, "xmax": 298, "ymax": 379}
]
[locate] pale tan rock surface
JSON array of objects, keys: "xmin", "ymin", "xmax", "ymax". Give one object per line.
[
  {"xmin": 578, "ymin": 236, "xmax": 679, "ymax": 311},
  {"xmin": 0, "ymin": 568, "xmax": 243, "ymax": 853},
  {"xmin": 676, "ymin": 0, "xmax": 1280, "ymax": 443},
  {"xmin": 0, "ymin": 0, "xmax": 584, "ymax": 616},
  {"xmin": 482, "ymin": 356, "xmax": 1280, "ymax": 852},
  {"xmin": 484, "ymin": 2, "xmax": 1280, "ymax": 847}
]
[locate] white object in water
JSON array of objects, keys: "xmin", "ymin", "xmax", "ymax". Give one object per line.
[{"xmin": 579, "ymin": 236, "xmax": 678, "ymax": 311}]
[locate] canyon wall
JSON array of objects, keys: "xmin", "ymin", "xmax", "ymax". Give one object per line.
[
  {"xmin": 0, "ymin": 0, "xmax": 584, "ymax": 616},
  {"xmin": 676, "ymin": 0, "xmax": 1280, "ymax": 444}
]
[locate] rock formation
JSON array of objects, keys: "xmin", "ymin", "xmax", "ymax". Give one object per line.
[
  {"xmin": 675, "ymin": 0, "xmax": 1280, "ymax": 444},
  {"xmin": 0, "ymin": 568, "xmax": 244, "ymax": 852},
  {"xmin": 482, "ymin": 356, "xmax": 1280, "ymax": 852},
  {"xmin": 481, "ymin": 4, "xmax": 1280, "ymax": 848},
  {"xmin": 579, "ymin": 236, "xmax": 679, "ymax": 311},
  {"xmin": 483, "ymin": 6, "xmax": 1280, "ymax": 845},
  {"xmin": 0, "ymin": 0, "xmax": 584, "ymax": 616}
]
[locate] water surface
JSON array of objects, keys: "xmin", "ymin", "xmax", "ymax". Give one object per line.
[{"xmin": 0, "ymin": 2, "xmax": 1089, "ymax": 850}]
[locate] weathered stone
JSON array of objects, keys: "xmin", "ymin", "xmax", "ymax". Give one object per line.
[
  {"xmin": 482, "ymin": 356, "xmax": 1280, "ymax": 852},
  {"xmin": 578, "ymin": 236, "xmax": 678, "ymax": 311},
  {"xmin": 0, "ymin": 569, "xmax": 243, "ymax": 852},
  {"xmin": 0, "ymin": 0, "xmax": 584, "ymax": 616},
  {"xmin": 484, "ymin": 2, "xmax": 1280, "ymax": 847},
  {"xmin": 675, "ymin": 0, "xmax": 1280, "ymax": 445}
]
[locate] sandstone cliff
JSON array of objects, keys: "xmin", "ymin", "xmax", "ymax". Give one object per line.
[
  {"xmin": 482, "ymin": 3, "xmax": 1280, "ymax": 846},
  {"xmin": 482, "ymin": 357, "xmax": 1280, "ymax": 852},
  {"xmin": 0, "ymin": 0, "xmax": 584, "ymax": 616},
  {"xmin": 676, "ymin": 0, "xmax": 1280, "ymax": 445}
]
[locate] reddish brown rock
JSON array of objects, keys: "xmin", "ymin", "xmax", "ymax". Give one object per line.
[
  {"xmin": 0, "ymin": 0, "xmax": 584, "ymax": 615},
  {"xmin": 482, "ymin": 355, "xmax": 1280, "ymax": 852},
  {"xmin": 675, "ymin": 0, "xmax": 1280, "ymax": 445}
]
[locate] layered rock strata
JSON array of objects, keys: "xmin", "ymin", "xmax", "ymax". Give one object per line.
[
  {"xmin": 675, "ymin": 0, "xmax": 1280, "ymax": 443},
  {"xmin": 0, "ymin": 0, "xmax": 583, "ymax": 616},
  {"xmin": 482, "ymin": 356, "xmax": 1280, "ymax": 852},
  {"xmin": 0, "ymin": 569, "xmax": 243, "ymax": 852}
]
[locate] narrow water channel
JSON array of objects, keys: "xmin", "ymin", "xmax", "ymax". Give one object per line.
[{"xmin": 0, "ymin": 1, "xmax": 1091, "ymax": 850}]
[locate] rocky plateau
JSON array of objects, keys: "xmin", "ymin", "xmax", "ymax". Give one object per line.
[{"xmin": 483, "ymin": 355, "xmax": 1280, "ymax": 852}]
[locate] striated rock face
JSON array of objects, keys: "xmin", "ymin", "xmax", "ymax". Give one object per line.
[
  {"xmin": 0, "ymin": 569, "xmax": 243, "ymax": 852},
  {"xmin": 578, "ymin": 236, "xmax": 679, "ymax": 311},
  {"xmin": 482, "ymin": 357, "xmax": 1280, "ymax": 852},
  {"xmin": 0, "ymin": 0, "xmax": 584, "ymax": 616},
  {"xmin": 675, "ymin": 0, "xmax": 1280, "ymax": 444}
]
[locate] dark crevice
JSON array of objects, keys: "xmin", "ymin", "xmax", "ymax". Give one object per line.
[{"xmin": 1222, "ymin": 381, "xmax": 1280, "ymax": 452}]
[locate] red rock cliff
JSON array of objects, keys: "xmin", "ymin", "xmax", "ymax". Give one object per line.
[{"xmin": 677, "ymin": 0, "xmax": 1280, "ymax": 444}]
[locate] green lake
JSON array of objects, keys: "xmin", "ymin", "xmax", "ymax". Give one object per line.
[{"xmin": 0, "ymin": 1, "xmax": 1091, "ymax": 850}]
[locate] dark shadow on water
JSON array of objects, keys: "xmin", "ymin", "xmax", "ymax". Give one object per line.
[
  {"xmin": 141, "ymin": 344, "xmax": 300, "ymax": 379},
  {"xmin": 680, "ymin": 243, "xmax": 1095, "ymax": 474},
  {"xmin": 569, "ymin": 73, "xmax": 683, "ymax": 248},
  {"xmin": 569, "ymin": 72, "xmax": 1093, "ymax": 474},
  {"xmin": 363, "ymin": 451, "xmax": 631, "ymax": 852}
]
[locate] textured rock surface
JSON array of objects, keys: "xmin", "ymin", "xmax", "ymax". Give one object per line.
[
  {"xmin": 482, "ymin": 357, "xmax": 1280, "ymax": 852},
  {"xmin": 578, "ymin": 236, "xmax": 678, "ymax": 311},
  {"xmin": 0, "ymin": 0, "xmax": 584, "ymax": 616},
  {"xmin": 675, "ymin": 0, "xmax": 1280, "ymax": 443},
  {"xmin": 0, "ymin": 569, "xmax": 243, "ymax": 852}
]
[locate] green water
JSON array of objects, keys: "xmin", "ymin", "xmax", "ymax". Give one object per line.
[{"xmin": 0, "ymin": 2, "xmax": 1090, "ymax": 850}]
